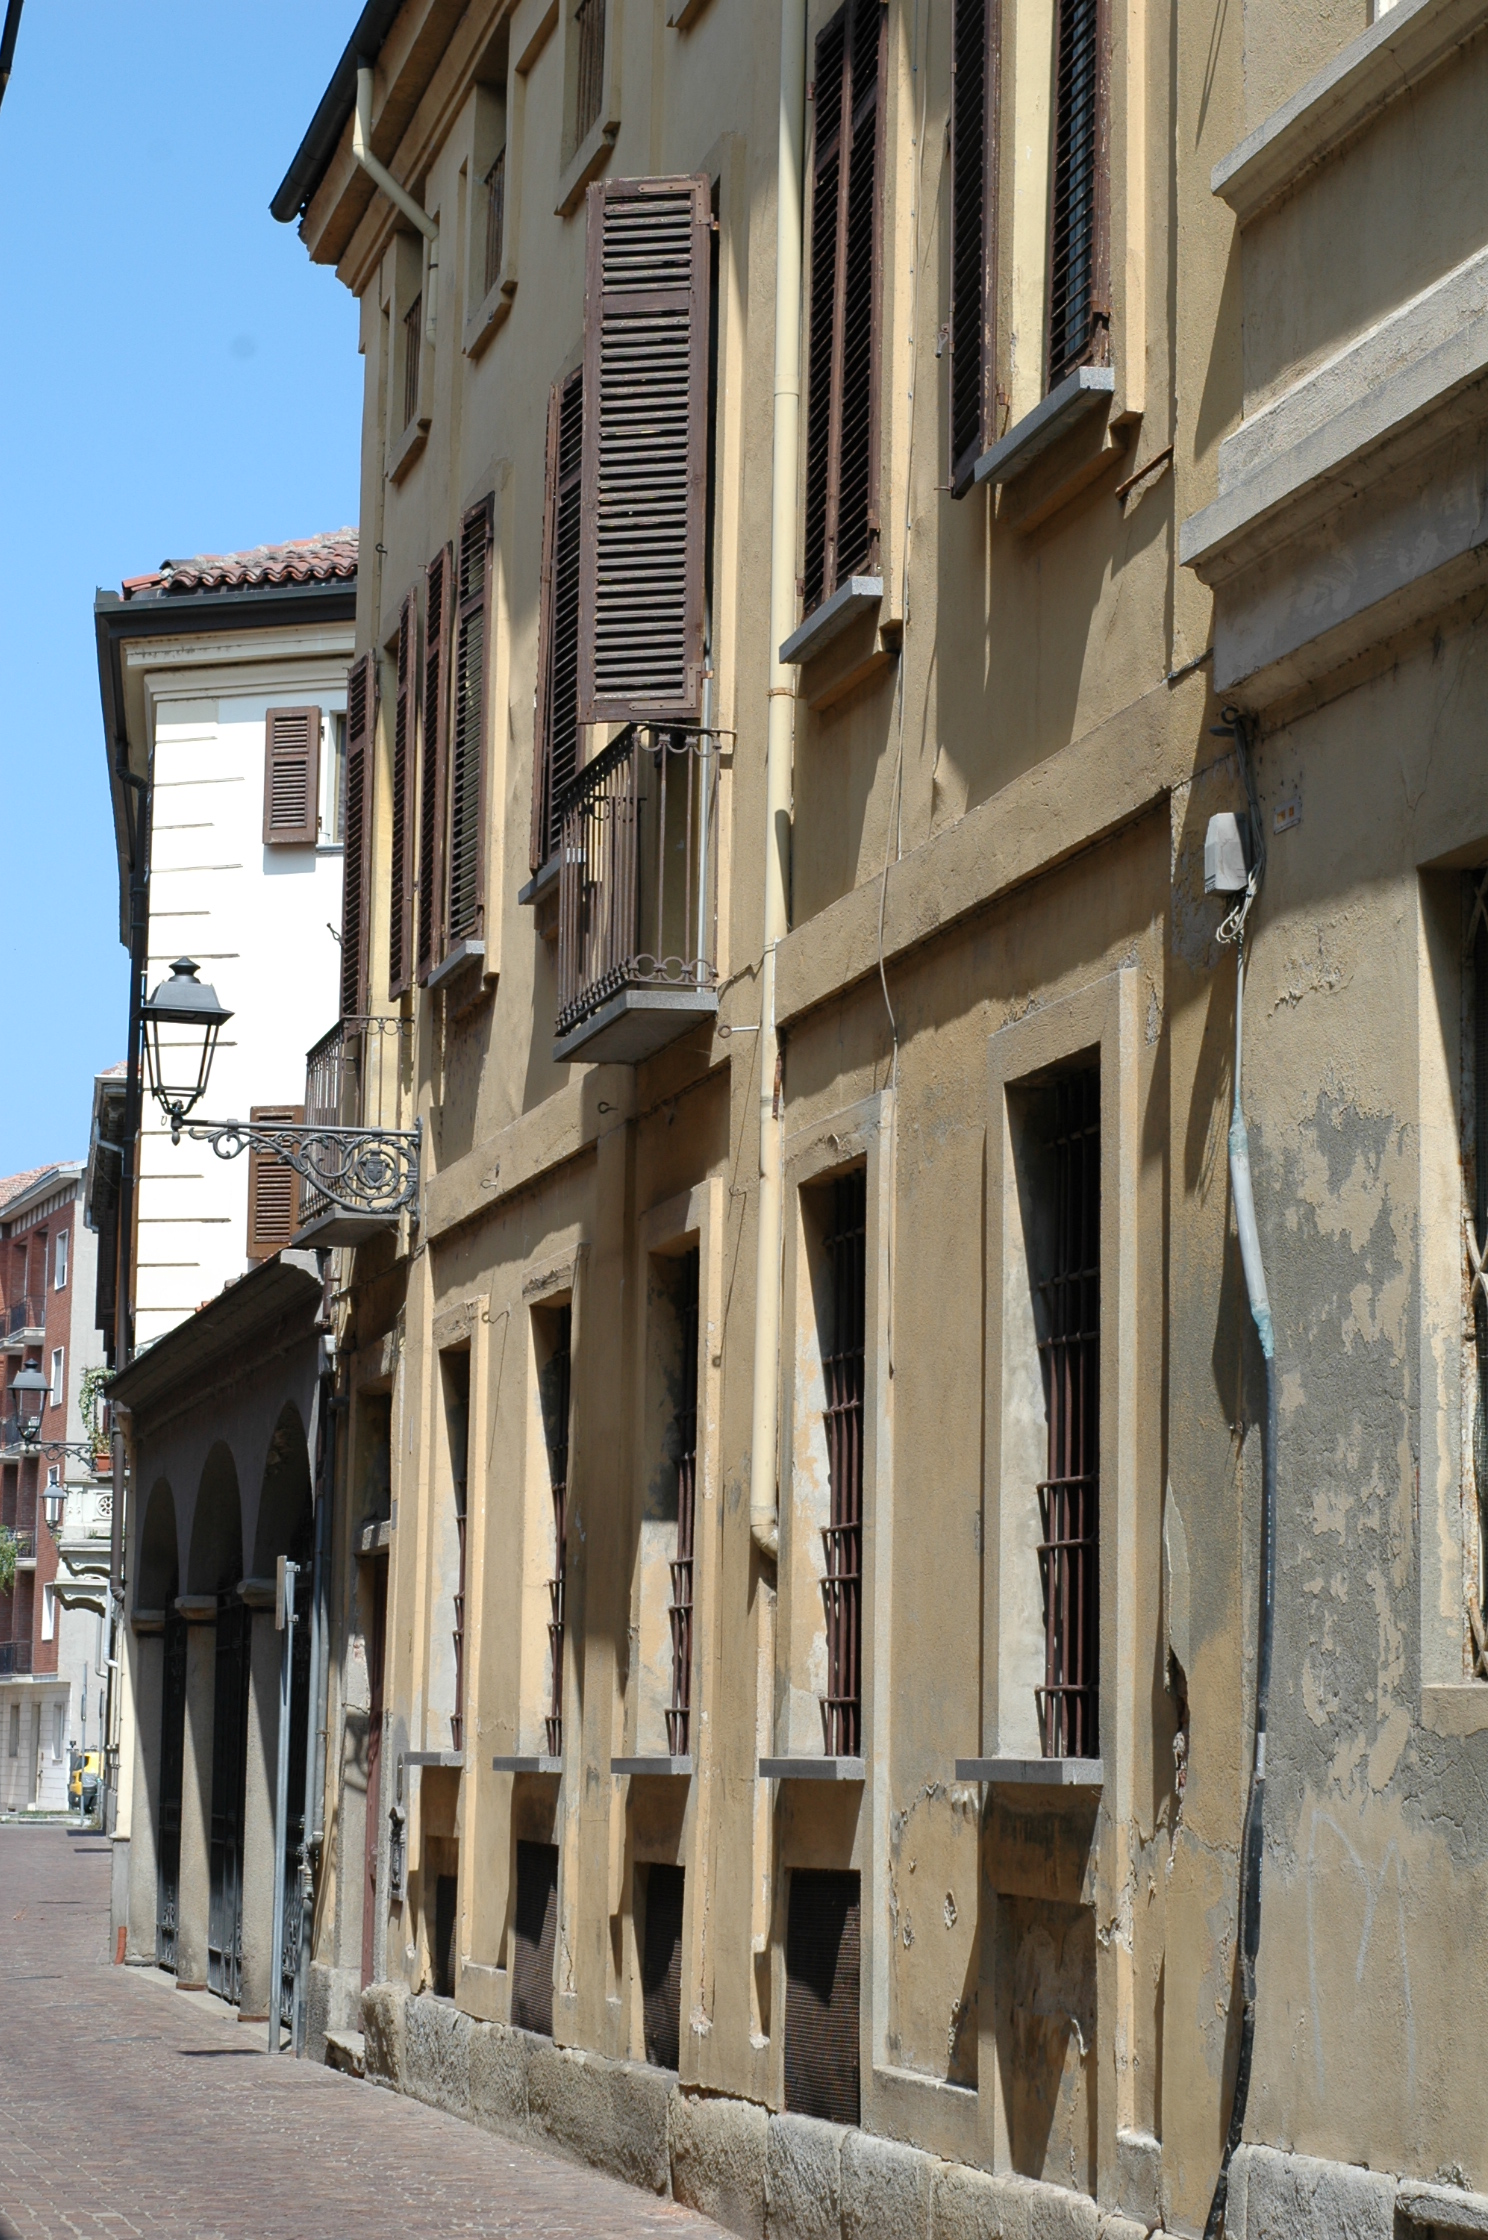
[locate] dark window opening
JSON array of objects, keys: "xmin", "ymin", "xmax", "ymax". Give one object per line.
[
  {"xmin": 444, "ymin": 1352, "xmax": 471, "ymax": 1752},
  {"xmin": 433, "ymin": 1874, "xmax": 459, "ymax": 1998},
  {"xmin": 1035, "ymin": 1065, "xmax": 1100, "ymax": 1757},
  {"xmin": 639, "ymin": 1861, "xmax": 685, "ymax": 2071},
  {"xmin": 1047, "ymin": 0, "xmax": 1106, "ymax": 389},
  {"xmin": 538, "ymin": 1308, "xmax": 573, "ymax": 1758},
  {"xmin": 666, "ymin": 1249, "xmax": 701, "ymax": 1757},
  {"xmin": 820, "ymin": 1171, "xmax": 866, "ymax": 1758},
  {"xmin": 484, "ymin": 148, "xmax": 507, "ymax": 297},
  {"xmin": 403, "ymin": 292, "xmax": 423, "ymax": 427},
  {"xmin": 784, "ymin": 1868, "xmax": 861, "ymax": 2126},
  {"xmin": 511, "ymin": 1839, "xmax": 559, "ymax": 2035}
]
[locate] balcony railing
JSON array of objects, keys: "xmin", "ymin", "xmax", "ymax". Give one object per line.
[
  {"xmin": 3, "ymin": 1296, "xmax": 45, "ymax": 1343},
  {"xmin": 554, "ymin": 724, "xmax": 722, "ymax": 1065},
  {"xmin": 0, "ymin": 1641, "xmax": 33, "ymax": 1675},
  {"xmin": 299, "ymin": 1015, "xmax": 415, "ymax": 1228}
]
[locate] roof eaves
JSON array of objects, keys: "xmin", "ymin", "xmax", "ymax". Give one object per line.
[{"xmin": 270, "ymin": 0, "xmax": 408, "ymax": 225}]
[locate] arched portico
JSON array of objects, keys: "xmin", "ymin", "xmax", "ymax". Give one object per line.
[{"xmin": 125, "ymin": 1479, "xmax": 181, "ymax": 1967}]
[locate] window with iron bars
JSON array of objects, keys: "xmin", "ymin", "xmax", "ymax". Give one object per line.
[
  {"xmin": 573, "ymin": 0, "xmax": 606, "ymax": 145},
  {"xmin": 665, "ymin": 1249, "xmax": 701, "ymax": 1757},
  {"xmin": 1035, "ymin": 1066, "xmax": 1100, "ymax": 1757},
  {"xmin": 445, "ymin": 1352, "xmax": 471, "ymax": 1752},
  {"xmin": 403, "ymin": 292, "xmax": 423, "ymax": 428},
  {"xmin": 539, "ymin": 1308, "xmax": 573, "ymax": 1757},
  {"xmin": 820, "ymin": 1171, "xmax": 866, "ymax": 1758}
]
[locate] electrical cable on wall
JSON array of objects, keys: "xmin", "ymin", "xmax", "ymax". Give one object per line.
[{"xmin": 1202, "ymin": 709, "xmax": 1277, "ymax": 2240}]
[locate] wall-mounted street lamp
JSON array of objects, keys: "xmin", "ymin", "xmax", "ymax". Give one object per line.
[
  {"xmin": 7, "ymin": 1365, "xmax": 97, "ymax": 1501},
  {"xmin": 139, "ymin": 959, "xmax": 420, "ymax": 1222}
]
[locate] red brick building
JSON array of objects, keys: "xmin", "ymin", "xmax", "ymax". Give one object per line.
[{"xmin": 0, "ymin": 1163, "xmax": 98, "ymax": 1809}]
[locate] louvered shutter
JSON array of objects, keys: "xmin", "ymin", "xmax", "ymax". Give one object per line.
[
  {"xmin": 246, "ymin": 1105, "xmax": 304, "ymax": 1258},
  {"xmin": 388, "ymin": 593, "xmax": 418, "ymax": 998},
  {"xmin": 417, "ymin": 544, "xmax": 452, "ymax": 983},
  {"xmin": 802, "ymin": 0, "xmax": 886, "ymax": 615},
  {"xmin": 446, "ymin": 498, "xmax": 495, "ymax": 950},
  {"xmin": 340, "ymin": 652, "xmax": 377, "ymax": 1019},
  {"xmin": 262, "ymin": 708, "xmax": 321, "ymax": 845},
  {"xmin": 531, "ymin": 371, "xmax": 585, "ymax": 874},
  {"xmin": 1048, "ymin": 0, "xmax": 1107, "ymax": 388},
  {"xmin": 949, "ymin": 0, "xmax": 997, "ymax": 495},
  {"xmin": 783, "ymin": 1868, "xmax": 861, "ymax": 2127},
  {"xmin": 577, "ymin": 177, "xmax": 710, "ymax": 726}
]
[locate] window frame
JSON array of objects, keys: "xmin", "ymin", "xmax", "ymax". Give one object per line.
[{"xmin": 53, "ymin": 1228, "xmax": 68, "ymax": 1292}]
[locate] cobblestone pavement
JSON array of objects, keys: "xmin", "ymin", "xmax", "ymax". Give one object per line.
[{"xmin": 0, "ymin": 1826, "xmax": 726, "ymax": 2240}]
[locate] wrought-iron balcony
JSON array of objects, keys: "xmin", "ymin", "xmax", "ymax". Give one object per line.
[
  {"xmin": 294, "ymin": 1015, "xmax": 417, "ymax": 1246},
  {"xmin": 553, "ymin": 723, "xmax": 722, "ymax": 1064},
  {"xmin": 2, "ymin": 1296, "xmax": 46, "ymax": 1351}
]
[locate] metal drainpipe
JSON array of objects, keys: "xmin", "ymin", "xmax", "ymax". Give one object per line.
[
  {"xmin": 748, "ymin": 0, "xmax": 808, "ymax": 1562},
  {"xmin": 352, "ymin": 64, "xmax": 438, "ymax": 339}
]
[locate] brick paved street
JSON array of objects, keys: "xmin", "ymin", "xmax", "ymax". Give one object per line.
[{"xmin": 0, "ymin": 1827, "xmax": 726, "ymax": 2240}]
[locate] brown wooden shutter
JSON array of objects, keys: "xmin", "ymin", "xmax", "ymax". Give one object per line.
[
  {"xmin": 531, "ymin": 371, "xmax": 585, "ymax": 874},
  {"xmin": 784, "ymin": 1868, "xmax": 861, "ymax": 2128},
  {"xmin": 949, "ymin": 0, "xmax": 998, "ymax": 495},
  {"xmin": 511, "ymin": 1839, "xmax": 558, "ymax": 2036},
  {"xmin": 340, "ymin": 652, "xmax": 377, "ymax": 1019},
  {"xmin": 417, "ymin": 544, "xmax": 452, "ymax": 983},
  {"xmin": 577, "ymin": 176, "xmax": 710, "ymax": 726},
  {"xmin": 262, "ymin": 707, "xmax": 321, "ymax": 844},
  {"xmin": 802, "ymin": 0, "xmax": 886, "ymax": 615},
  {"xmin": 445, "ymin": 498, "xmax": 495, "ymax": 951},
  {"xmin": 1048, "ymin": 0, "xmax": 1108, "ymax": 388},
  {"xmin": 246, "ymin": 1105, "xmax": 304, "ymax": 1259},
  {"xmin": 387, "ymin": 592, "xmax": 418, "ymax": 999}
]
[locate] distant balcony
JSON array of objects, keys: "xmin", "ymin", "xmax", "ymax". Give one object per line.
[
  {"xmin": 0, "ymin": 1641, "xmax": 33, "ymax": 1676},
  {"xmin": 2, "ymin": 1296, "xmax": 46, "ymax": 1351},
  {"xmin": 294, "ymin": 1015, "xmax": 415, "ymax": 1246},
  {"xmin": 553, "ymin": 724, "xmax": 722, "ymax": 1065}
]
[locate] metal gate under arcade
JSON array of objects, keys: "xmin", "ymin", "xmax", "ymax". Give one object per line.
[
  {"xmin": 156, "ymin": 1610, "xmax": 188, "ymax": 1971},
  {"xmin": 278, "ymin": 1593, "xmax": 312, "ymax": 2035},
  {"xmin": 207, "ymin": 1598, "xmax": 252, "ymax": 2003}
]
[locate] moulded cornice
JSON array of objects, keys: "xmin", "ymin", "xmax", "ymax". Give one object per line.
[{"xmin": 1211, "ymin": 0, "xmax": 1488, "ymax": 225}]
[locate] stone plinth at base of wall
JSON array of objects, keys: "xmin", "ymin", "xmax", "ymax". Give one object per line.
[{"xmin": 354, "ymin": 1982, "xmax": 1157, "ymax": 2239}]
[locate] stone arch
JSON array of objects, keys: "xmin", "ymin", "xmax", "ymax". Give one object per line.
[
  {"xmin": 186, "ymin": 1441, "xmax": 242, "ymax": 1597},
  {"xmin": 136, "ymin": 1478, "xmax": 179, "ymax": 1612},
  {"xmin": 252, "ymin": 1401, "xmax": 313, "ymax": 1576}
]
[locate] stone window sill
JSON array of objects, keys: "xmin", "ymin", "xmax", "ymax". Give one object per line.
[
  {"xmin": 427, "ymin": 937, "xmax": 486, "ymax": 991},
  {"xmin": 556, "ymin": 109, "xmax": 617, "ymax": 219},
  {"xmin": 388, "ymin": 410, "xmax": 431, "ymax": 485},
  {"xmin": 758, "ymin": 1755, "xmax": 865, "ymax": 1781},
  {"xmin": 491, "ymin": 1753, "xmax": 563, "ymax": 1773},
  {"xmin": 973, "ymin": 365, "xmax": 1115, "ymax": 492},
  {"xmin": 463, "ymin": 270, "xmax": 517, "ymax": 360},
  {"xmin": 1212, "ymin": 0, "xmax": 1487, "ymax": 225},
  {"xmin": 954, "ymin": 1755, "xmax": 1103, "ymax": 1787},
  {"xmin": 610, "ymin": 1756, "xmax": 693, "ymax": 1776},
  {"xmin": 780, "ymin": 575, "xmax": 884, "ymax": 666}
]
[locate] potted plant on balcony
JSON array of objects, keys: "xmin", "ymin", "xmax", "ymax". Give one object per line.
[
  {"xmin": 0, "ymin": 1525, "xmax": 17, "ymax": 1594},
  {"xmin": 79, "ymin": 1368, "xmax": 114, "ymax": 1475}
]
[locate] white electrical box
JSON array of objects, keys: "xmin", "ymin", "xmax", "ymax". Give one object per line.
[{"xmin": 1204, "ymin": 812, "xmax": 1249, "ymax": 894}]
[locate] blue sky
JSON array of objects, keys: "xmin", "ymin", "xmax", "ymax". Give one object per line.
[{"xmin": 0, "ymin": 3, "xmax": 362, "ymax": 1180}]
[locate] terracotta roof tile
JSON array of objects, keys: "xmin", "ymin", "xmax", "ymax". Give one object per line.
[{"xmin": 122, "ymin": 527, "xmax": 358, "ymax": 600}]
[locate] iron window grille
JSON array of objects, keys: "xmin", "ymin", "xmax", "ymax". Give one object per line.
[
  {"xmin": 1035, "ymin": 1065, "xmax": 1101, "ymax": 1758},
  {"xmin": 447, "ymin": 1355, "xmax": 471, "ymax": 1752},
  {"xmin": 1047, "ymin": 0, "xmax": 1108, "ymax": 390},
  {"xmin": 573, "ymin": 0, "xmax": 606, "ymax": 144},
  {"xmin": 542, "ymin": 1310, "xmax": 573, "ymax": 1758},
  {"xmin": 948, "ymin": 0, "xmax": 998, "ymax": 493},
  {"xmin": 665, "ymin": 1250, "xmax": 702, "ymax": 1757},
  {"xmin": 820, "ymin": 1171, "xmax": 867, "ymax": 1758},
  {"xmin": 554, "ymin": 723, "xmax": 722, "ymax": 1043}
]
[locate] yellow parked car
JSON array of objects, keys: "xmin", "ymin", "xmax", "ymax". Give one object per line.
[{"xmin": 69, "ymin": 1750, "xmax": 101, "ymax": 1813}]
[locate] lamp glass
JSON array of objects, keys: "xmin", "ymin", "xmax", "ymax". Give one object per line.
[
  {"xmin": 140, "ymin": 959, "xmax": 233, "ymax": 1125},
  {"xmin": 10, "ymin": 1364, "xmax": 48, "ymax": 1436}
]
